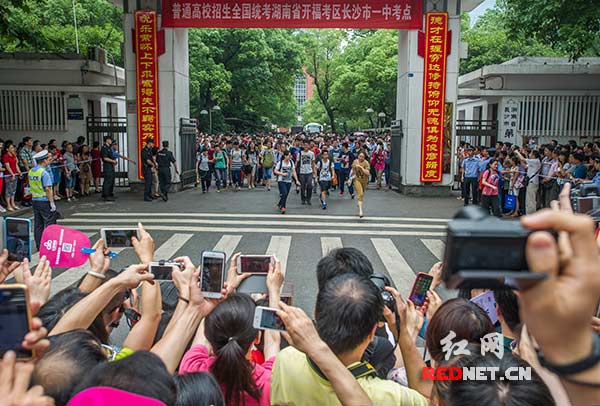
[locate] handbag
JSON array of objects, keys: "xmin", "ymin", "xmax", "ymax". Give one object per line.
[
  {"xmin": 504, "ymin": 193, "xmax": 517, "ymax": 210},
  {"xmin": 524, "ymin": 167, "xmax": 541, "ymax": 185}
]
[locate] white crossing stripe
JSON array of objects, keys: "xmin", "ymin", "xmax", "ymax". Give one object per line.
[
  {"xmin": 59, "ymin": 218, "xmax": 446, "ymax": 230},
  {"xmin": 266, "ymin": 236, "xmax": 291, "ymax": 275},
  {"xmin": 153, "ymin": 234, "xmax": 193, "ymax": 260},
  {"xmin": 72, "ymin": 212, "xmax": 450, "ymax": 223},
  {"xmin": 421, "ymin": 239, "xmax": 445, "ymax": 261},
  {"xmin": 371, "ymin": 238, "xmax": 415, "ymax": 299},
  {"xmin": 69, "ymin": 225, "xmax": 445, "ymax": 237},
  {"xmin": 321, "ymin": 237, "xmax": 342, "ymax": 256},
  {"xmin": 50, "ymin": 247, "xmax": 124, "ymax": 296},
  {"xmin": 213, "ymin": 235, "xmax": 242, "ymax": 263}
]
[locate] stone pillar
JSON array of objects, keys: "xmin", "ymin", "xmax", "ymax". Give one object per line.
[
  {"xmin": 396, "ymin": 0, "xmax": 461, "ymax": 196},
  {"xmin": 123, "ymin": 3, "xmax": 190, "ymax": 190}
]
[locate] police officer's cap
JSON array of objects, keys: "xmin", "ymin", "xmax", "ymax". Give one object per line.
[{"xmin": 33, "ymin": 150, "xmax": 49, "ymax": 161}]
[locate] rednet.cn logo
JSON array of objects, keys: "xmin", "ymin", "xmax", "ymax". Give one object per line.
[{"xmin": 422, "ymin": 330, "xmax": 532, "ymax": 381}]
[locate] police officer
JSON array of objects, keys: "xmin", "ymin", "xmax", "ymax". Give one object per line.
[
  {"xmin": 29, "ymin": 150, "xmax": 56, "ymax": 249},
  {"xmin": 156, "ymin": 140, "xmax": 179, "ymax": 201},
  {"xmin": 141, "ymin": 139, "xmax": 155, "ymax": 202},
  {"xmin": 461, "ymin": 146, "xmax": 480, "ymax": 206},
  {"xmin": 101, "ymin": 136, "xmax": 117, "ymax": 202}
]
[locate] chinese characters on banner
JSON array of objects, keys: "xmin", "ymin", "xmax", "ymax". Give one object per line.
[
  {"xmin": 161, "ymin": 0, "xmax": 422, "ymax": 29},
  {"xmin": 135, "ymin": 10, "xmax": 160, "ymax": 179},
  {"xmin": 420, "ymin": 12, "xmax": 448, "ymax": 183}
]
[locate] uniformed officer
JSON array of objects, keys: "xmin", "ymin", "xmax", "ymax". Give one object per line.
[
  {"xmin": 156, "ymin": 141, "xmax": 179, "ymax": 201},
  {"xmin": 461, "ymin": 146, "xmax": 480, "ymax": 206},
  {"xmin": 29, "ymin": 150, "xmax": 56, "ymax": 249},
  {"xmin": 101, "ymin": 135, "xmax": 117, "ymax": 202},
  {"xmin": 141, "ymin": 139, "xmax": 156, "ymax": 202}
]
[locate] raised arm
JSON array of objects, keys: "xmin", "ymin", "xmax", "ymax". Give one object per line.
[
  {"xmin": 264, "ymin": 258, "xmax": 284, "ymax": 360},
  {"xmin": 79, "ymin": 239, "xmax": 111, "ymax": 293},
  {"xmin": 122, "ymin": 280, "xmax": 162, "ymax": 351},
  {"xmin": 277, "ymin": 303, "xmax": 373, "ymax": 406}
]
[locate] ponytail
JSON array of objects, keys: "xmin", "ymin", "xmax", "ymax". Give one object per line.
[{"xmin": 205, "ymin": 293, "xmax": 261, "ymax": 406}]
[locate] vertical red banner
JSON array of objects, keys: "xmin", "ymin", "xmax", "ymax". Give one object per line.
[
  {"xmin": 134, "ymin": 10, "xmax": 160, "ymax": 179},
  {"xmin": 420, "ymin": 12, "xmax": 448, "ymax": 183}
]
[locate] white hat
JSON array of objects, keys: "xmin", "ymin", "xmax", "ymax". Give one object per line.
[{"xmin": 33, "ymin": 150, "xmax": 49, "ymax": 161}]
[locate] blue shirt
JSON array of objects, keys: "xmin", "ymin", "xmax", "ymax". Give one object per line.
[
  {"xmin": 462, "ymin": 157, "xmax": 480, "ymax": 178},
  {"xmin": 32, "ymin": 165, "xmax": 53, "ymax": 201},
  {"xmin": 573, "ymin": 164, "xmax": 587, "ymax": 179},
  {"xmin": 330, "ymin": 148, "xmax": 342, "ymax": 169},
  {"xmin": 479, "ymin": 157, "xmax": 492, "ymax": 173},
  {"xmin": 593, "ymin": 172, "xmax": 600, "ymax": 188}
]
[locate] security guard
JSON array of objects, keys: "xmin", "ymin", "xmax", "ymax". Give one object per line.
[
  {"xmin": 29, "ymin": 150, "xmax": 56, "ymax": 249},
  {"xmin": 156, "ymin": 140, "xmax": 179, "ymax": 201},
  {"xmin": 141, "ymin": 139, "xmax": 155, "ymax": 202}
]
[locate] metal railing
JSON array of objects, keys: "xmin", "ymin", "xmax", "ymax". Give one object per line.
[{"xmin": 179, "ymin": 118, "xmax": 198, "ymax": 188}]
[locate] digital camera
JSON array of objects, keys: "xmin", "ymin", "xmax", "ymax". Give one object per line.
[
  {"xmin": 570, "ymin": 183, "xmax": 600, "ymax": 221},
  {"xmin": 369, "ymin": 274, "xmax": 396, "ymax": 312},
  {"xmin": 441, "ymin": 206, "xmax": 547, "ymax": 290}
]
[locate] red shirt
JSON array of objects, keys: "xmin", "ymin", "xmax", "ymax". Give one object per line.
[{"xmin": 2, "ymin": 153, "xmax": 18, "ymax": 174}]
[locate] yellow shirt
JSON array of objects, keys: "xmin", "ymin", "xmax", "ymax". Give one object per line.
[{"xmin": 270, "ymin": 347, "xmax": 428, "ymax": 406}]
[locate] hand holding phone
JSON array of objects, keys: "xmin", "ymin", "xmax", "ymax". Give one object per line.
[
  {"xmin": 237, "ymin": 255, "xmax": 273, "ymax": 275},
  {"xmin": 4, "ymin": 218, "xmax": 31, "ymax": 262},
  {"xmin": 201, "ymin": 251, "xmax": 226, "ymax": 299},
  {"xmin": 0, "ymin": 285, "xmax": 34, "ymax": 360},
  {"xmin": 253, "ymin": 306, "xmax": 286, "ymax": 331},
  {"xmin": 100, "ymin": 228, "xmax": 140, "ymax": 249},
  {"xmin": 149, "ymin": 261, "xmax": 182, "ymax": 281},
  {"xmin": 409, "ymin": 273, "xmax": 434, "ymax": 307}
]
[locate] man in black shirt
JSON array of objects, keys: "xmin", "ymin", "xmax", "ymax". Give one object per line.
[
  {"xmin": 156, "ymin": 140, "xmax": 178, "ymax": 201},
  {"xmin": 141, "ymin": 139, "xmax": 155, "ymax": 202},
  {"xmin": 100, "ymin": 136, "xmax": 117, "ymax": 201}
]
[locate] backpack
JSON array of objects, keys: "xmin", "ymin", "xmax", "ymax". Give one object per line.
[
  {"xmin": 479, "ymin": 170, "xmax": 490, "ymax": 191},
  {"xmin": 263, "ymin": 150, "xmax": 274, "ymax": 169}
]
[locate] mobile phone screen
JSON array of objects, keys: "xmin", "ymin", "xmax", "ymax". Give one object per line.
[
  {"xmin": 5, "ymin": 218, "xmax": 30, "ymax": 262},
  {"xmin": 240, "ymin": 256, "xmax": 271, "ymax": 274},
  {"xmin": 259, "ymin": 309, "xmax": 286, "ymax": 331},
  {"xmin": 150, "ymin": 265, "xmax": 174, "ymax": 281},
  {"xmin": 201, "ymin": 256, "xmax": 224, "ymax": 294},
  {"xmin": 409, "ymin": 274, "xmax": 433, "ymax": 307},
  {"xmin": 0, "ymin": 288, "xmax": 32, "ymax": 359},
  {"xmin": 103, "ymin": 229, "xmax": 137, "ymax": 248}
]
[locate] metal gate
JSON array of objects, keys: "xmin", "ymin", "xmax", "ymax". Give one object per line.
[
  {"xmin": 86, "ymin": 116, "xmax": 129, "ymax": 187},
  {"xmin": 389, "ymin": 120, "xmax": 402, "ymax": 188},
  {"xmin": 179, "ymin": 118, "xmax": 198, "ymax": 188}
]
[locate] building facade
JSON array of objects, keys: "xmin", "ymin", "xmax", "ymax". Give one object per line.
[
  {"xmin": 293, "ymin": 70, "xmax": 314, "ymax": 124},
  {"xmin": 457, "ymin": 57, "xmax": 600, "ymax": 147}
]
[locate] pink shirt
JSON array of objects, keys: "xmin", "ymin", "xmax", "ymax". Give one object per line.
[
  {"xmin": 481, "ymin": 169, "xmax": 500, "ymax": 196},
  {"xmin": 179, "ymin": 344, "xmax": 274, "ymax": 406}
]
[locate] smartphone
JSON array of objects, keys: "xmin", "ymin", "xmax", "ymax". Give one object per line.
[
  {"xmin": 0, "ymin": 285, "xmax": 34, "ymax": 360},
  {"xmin": 237, "ymin": 255, "xmax": 273, "ymax": 274},
  {"xmin": 149, "ymin": 261, "xmax": 181, "ymax": 281},
  {"xmin": 409, "ymin": 273, "xmax": 434, "ymax": 307},
  {"xmin": 280, "ymin": 282, "xmax": 294, "ymax": 306},
  {"xmin": 253, "ymin": 306, "xmax": 286, "ymax": 331},
  {"xmin": 200, "ymin": 251, "xmax": 226, "ymax": 299},
  {"xmin": 4, "ymin": 218, "xmax": 31, "ymax": 262},
  {"xmin": 100, "ymin": 228, "xmax": 139, "ymax": 248}
]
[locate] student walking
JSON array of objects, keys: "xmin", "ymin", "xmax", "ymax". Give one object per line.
[
  {"xmin": 274, "ymin": 150, "xmax": 300, "ymax": 214},
  {"xmin": 351, "ymin": 152, "xmax": 370, "ymax": 218},
  {"xmin": 298, "ymin": 141, "xmax": 316, "ymax": 205},
  {"xmin": 317, "ymin": 150, "xmax": 335, "ymax": 210},
  {"xmin": 480, "ymin": 159, "xmax": 501, "ymax": 217}
]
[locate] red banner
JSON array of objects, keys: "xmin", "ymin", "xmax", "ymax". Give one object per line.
[
  {"xmin": 162, "ymin": 0, "xmax": 422, "ymax": 29},
  {"xmin": 420, "ymin": 12, "xmax": 448, "ymax": 183},
  {"xmin": 135, "ymin": 10, "xmax": 160, "ymax": 179}
]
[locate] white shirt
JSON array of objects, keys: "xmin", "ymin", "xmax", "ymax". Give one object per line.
[{"xmin": 526, "ymin": 158, "xmax": 542, "ymax": 185}]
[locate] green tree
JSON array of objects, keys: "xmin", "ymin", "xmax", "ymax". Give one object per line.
[
  {"xmin": 500, "ymin": 0, "xmax": 600, "ymax": 60},
  {"xmin": 1, "ymin": 0, "xmax": 123, "ymax": 65},
  {"xmin": 460, "ymin": 8, "xmax": 561, "ymax": 75}
]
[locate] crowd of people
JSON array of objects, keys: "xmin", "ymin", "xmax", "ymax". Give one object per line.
[
  {"xmin": 458, "ymin": 139, "xmax": 600, "ymax": 217},
  {"xmin": 194, "ymin": 132, "xmax": 392, "ymax": 217},
  {"xmin": 0, "ymin": 204, "xmax": 598, "ymax": 405}
]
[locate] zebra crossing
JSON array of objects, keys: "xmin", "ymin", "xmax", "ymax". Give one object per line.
[{"xmin": 45, "ymin": 211, "xmax": 449, "ymax": 308}]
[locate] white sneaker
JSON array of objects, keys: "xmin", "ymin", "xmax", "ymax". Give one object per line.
[{"xmin": 0, "ymin": 206, "xmax": 6, "ymax": 212}]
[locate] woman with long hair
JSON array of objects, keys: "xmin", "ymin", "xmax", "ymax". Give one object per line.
[
  {"xmin": 180, "ymin": 262, "xmax": 283, "ymax": 406},
  {"xmin": 351, "ymin": 151, "xmax": 370, "ymax": 218},
  {"xmin": 245, "ymin": 142, "xmax": 259, "ymax": 189}
]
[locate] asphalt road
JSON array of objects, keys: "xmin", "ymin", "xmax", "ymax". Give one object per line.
[{"xmin": 36, "ymin": 182, "xmax": 463, "ymax": 312}]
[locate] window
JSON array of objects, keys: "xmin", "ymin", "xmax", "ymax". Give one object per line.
[{"xmin": 0, "ymin": 90, "xmax": 67, "ymax": 131}]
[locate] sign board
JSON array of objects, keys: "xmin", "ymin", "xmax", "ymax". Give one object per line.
[
  {"xmin": 134, "ymin": 10, "xmax": 160, "ymax": 179},
  {"xmin": 420, "ymin": 12, "xmax": 449, "ymax": 183},
  {"xmin": 500, "ymin": 98, "xmax": 520, "ymax": 142},
  {"xmin": 67, "ymin": 108, "xmax": 84, "ymax": 120},
  {"xmin": 161, "ymin": 0, "xmax": 423, "ymax": 29}
]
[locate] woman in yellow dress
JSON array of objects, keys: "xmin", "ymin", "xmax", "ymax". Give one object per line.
[{"xmin": 351, "ymin": 152, "xmax": 370, "ymax": 218}]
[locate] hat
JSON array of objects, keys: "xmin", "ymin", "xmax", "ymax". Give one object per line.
[
  {"xmin": 487, "ymin": 147, "xmax": 497, "ymax": 154},
  {"xmin": 146, "ymin": 138, "xmax": 155, "ymax": 144},
  {"xmin": 33, "ymin": 150, "xmax": 49, "ymax": 161},
  {"xmin": 466, "ymin": 145, "xmax": 474, "ymax": 151},
  {"xmin": 592, "ymin": 154, "xmax": 600, "ymax": 163}
]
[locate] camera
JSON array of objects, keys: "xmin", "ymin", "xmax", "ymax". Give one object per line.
[
  {"xmin": 570, "ymin": 183, "xmax": 600, "ymax": 221},
  {"xmin": 369, "ymin": 274, "xmax": 396, "ymax": 312},
  {"xmin": 441, "ymin": 206, "xmax": 547, "ymax": 290}
]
